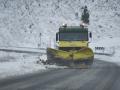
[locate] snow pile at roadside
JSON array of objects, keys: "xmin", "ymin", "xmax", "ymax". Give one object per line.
[
  {"xmin": 0, "ymin": 61, "xmax": 46, "ymax": 79},
  {"xmin": 90, "ymin": 37, "xmax": 120, "ymax": 65},
  {"xmin": 0, "ymin": 52, "xmax": 66, "ymax": 79},
  {"xmin": 95, "ymin": 49, "xmax": 120, "ymax": 65},
  {"xmin": 0, "ymin": 52, "xmax": 47, "ymax": 79}
]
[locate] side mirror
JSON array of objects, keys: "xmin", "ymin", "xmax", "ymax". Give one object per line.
[
  {"xmin": 89, "ymin": 32, "xmax": 92, "ymax": 38},
  {"xmin": 56, "ymin": 33, "xmax": 59, "ymax": 41},
  {"xmin": 88, "ymin": 32, "xmax": 92, "ymax": 43}
]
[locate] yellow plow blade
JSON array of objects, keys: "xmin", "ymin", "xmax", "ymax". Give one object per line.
[{"xmin": 47, "ymin": 48, "xmax": 94, "ymax": 67}]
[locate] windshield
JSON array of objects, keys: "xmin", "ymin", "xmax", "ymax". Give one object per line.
[{"xmin": 59, "ymin": 32, "xmax": 88, "ymax": 41}]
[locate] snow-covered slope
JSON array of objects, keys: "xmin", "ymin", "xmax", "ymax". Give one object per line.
[{"xmin": 0, "ymin": 0, "xmax": 120, "ymax": 48}]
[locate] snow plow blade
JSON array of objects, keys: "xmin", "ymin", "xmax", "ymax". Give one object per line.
[{"xmin": 46, "ymin": 48, "xmax": 94, "ymax": 68}]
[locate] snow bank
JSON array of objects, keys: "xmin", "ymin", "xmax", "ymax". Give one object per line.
[
  {"xmin": 95, "ymin": 49, "xmax": 120, "ymax": 65},
  {"xmin": 0, "ymin": 61, "xmax": 46, "ymax": 79},
  {"xmin": 0, "ymin": 52, "xmax": 65, "ymax": 79},
  {"xmin": 90, "ymin": 37, "xmax": 120, "ymax": 65},
  {"xmin": 0, "ymin": 52, "xmax": 47, "ymax": 79}
]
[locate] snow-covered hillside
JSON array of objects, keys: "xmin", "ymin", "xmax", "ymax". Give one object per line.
[{"xmin": 0, "ymin": 0, "xmax": 120, "ymax": 48}]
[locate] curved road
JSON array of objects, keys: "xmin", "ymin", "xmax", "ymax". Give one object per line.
[{"xmin": 0, "ymin": 60, "xmax": 120, "ymax": 90}]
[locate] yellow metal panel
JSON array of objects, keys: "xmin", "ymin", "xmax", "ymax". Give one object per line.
[
  {"xmin": 47, "ymin": 47, "xmax": 94, "ymax": 61},
  {"xmin": 59, "ymin": 41, "xmax": 88, "ymax": 47},
  {"xmin": 73, "ymin": 48, "xmax": 94, "ymax": 60}
]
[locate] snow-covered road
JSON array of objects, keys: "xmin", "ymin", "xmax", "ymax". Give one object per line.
[{"xmin": 0, "ymin": 60, "xmax": 120, "ymax": 90}]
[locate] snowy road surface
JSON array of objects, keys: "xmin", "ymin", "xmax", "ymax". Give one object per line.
[{"xmin": 0, "ymin": 60, "xmax": 120, "ymax": 90}]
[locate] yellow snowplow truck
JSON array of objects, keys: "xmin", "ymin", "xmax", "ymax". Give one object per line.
[{"xmin": 47, "ymin": 25, "xmax": 94, "ymax": 68}]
